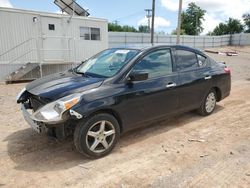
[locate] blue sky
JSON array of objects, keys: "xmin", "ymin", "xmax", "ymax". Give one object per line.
[
  {"xmin": 5, "ymin": 0, "xmax": 177, "ymax": 33},
  {"xmin": 1, "ymin": 0, "xmax": 250, "ymax": 34}
]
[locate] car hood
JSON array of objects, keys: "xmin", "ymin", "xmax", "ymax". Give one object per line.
[{"xmin": 26, "ymin": 70, "xmax": 104, "ymax": 100}]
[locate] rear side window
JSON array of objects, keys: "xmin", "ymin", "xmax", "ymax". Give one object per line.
[
  {"xmin": 133, "ymin": 49, "xmax": 172, "ymax": 79},
  {"xmin": 176, "ymin": 50, "xmax": 198, "ymax": 70},
  {"xmin": 197, "ymin": 54, "xmax": 207, "ymax": 67}
]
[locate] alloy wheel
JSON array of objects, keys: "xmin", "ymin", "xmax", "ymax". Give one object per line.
[
  {"xmin": 205, "ymin": 92, "xmax": 216, "ymax": 113},
  {"xmin": 86, "ymin": 120, "xmax": 116, "ymax": 153}
]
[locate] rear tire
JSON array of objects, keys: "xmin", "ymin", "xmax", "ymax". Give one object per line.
[
  {"xmin": 74, "ymin": 113, "xmax": 120, "ymax": 158},
  {"xmin": 198, "ymin": 89, "xmax": 217, "ymax": 116}
]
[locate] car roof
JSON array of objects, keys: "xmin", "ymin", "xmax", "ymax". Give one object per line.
[{"xmin": 111, "ymin": 45, "xmax": 204, "ymax": 55}]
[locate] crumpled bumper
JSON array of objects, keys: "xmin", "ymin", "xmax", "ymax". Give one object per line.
[{"xmin": 21, "ymin": 104, "xmax": 45, "ymax": 133}]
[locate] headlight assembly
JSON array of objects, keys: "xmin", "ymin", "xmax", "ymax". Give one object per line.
[{"xmin": 32, "ymin": 93, "xmax": 82, "ymax": 122}]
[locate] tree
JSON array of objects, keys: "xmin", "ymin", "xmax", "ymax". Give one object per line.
[
  {"xmin": 171, "ymin": 29, "xmax": 185, "ymax": 35},
  {"xmin": 108, "ymin": 23, "xmax": 154, "ymax": 33},
  {"xmin": 157, "ymin": 31, "xmax": 166, "ymax": 35},
  {"xmin": 138, "ymin": 25, "xmax": 149, "ymax": 33},
  {"xmin": 212, "ymin": 23, "xmax": 228, "ymax": 35},
  {"xmin": 108, "ymin": 23, "xmax": 138, "ymax": 32},
  {"xmin": 122, "ymin": 25, "xmax": 137, "ymax": 32},
  {"xmin": 108, "ymin": 23, "xmax": 123, "ymax": 32},
  {"xmin": 227, "ymin": 18, "xmax": 244, "ymax": 34},
  {"xmin": 212, "ymin": 18, "xmax": 244, "ymax": 35},
  {"xmin": 243, "ymin": 13, "xmax": 250, "ymax": 33},
  {"xmin": 206, "ymin": 31, "xmax": 213, "ymax": 36},
  {"xmin": 181, "ymin": 2, "xmax": 206, "ymax": 35}
]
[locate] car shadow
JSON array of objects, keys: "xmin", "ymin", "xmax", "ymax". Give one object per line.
[
  {"xmin": 4, "ymin": 105, "xmax": 224, "ymax": 172},
  {"xmin": 119, "ymin": 105, "xmax": 224, "ymax": 147},
  {"xmin": 4, "ymin": 128, "xmax": 88, "ymax": 172}
]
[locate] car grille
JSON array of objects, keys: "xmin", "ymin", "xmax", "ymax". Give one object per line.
[{"xmin": 28, "ymin": 93, "xmax": 50, "ymax": 111}]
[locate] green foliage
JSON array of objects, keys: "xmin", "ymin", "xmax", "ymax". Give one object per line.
[
  {"xmin": 206, "ymin": 31, "xmax": 213, "ymax": 36},
  {"xmin": 212, "ymin": 23, "xmax": 229, "ymax": 35},
  {"xmin": 157, "ymin": 31, "xmax": 166, "ymax": 35},
  {"xmin": 138, "ymin": 25, "xmax": 150, "ymax": 33},
  {"xmin": 171, "ymin": 29, "xmax": 186, "ymax": 35},
  {"xmin": 122, "ymin": 25, "xmax": 138, "ymax": 32},
  {"xmin": 181, "ymin": 2, "xmax": 206, "ymax": 35},
  {"xmin": 243, "ymin": 14, "xmax": 250, "ymax": 33},
  {"xmin": 108, "ymin": 23, "xmax": 138, "ymax": 33},
  {"xmin": 108, "ymin": 23, "xmax": 123, "ymax": 32},
  {"xmin": 212, "ymin": 18, "xmax": 244, "ymax": 35},
  {"xmin": 227, "ymin": 18, "xmax": 244, "ymax": 34}
]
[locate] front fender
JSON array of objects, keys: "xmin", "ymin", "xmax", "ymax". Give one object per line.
[{"xmin": 71, "ymin": 97, "xmax": 117, "ymax": 118}]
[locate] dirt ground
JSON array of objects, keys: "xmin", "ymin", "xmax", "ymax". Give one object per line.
[{"xmin": 0, "ymin": 46, "xmax": 250, "ymax": 188}]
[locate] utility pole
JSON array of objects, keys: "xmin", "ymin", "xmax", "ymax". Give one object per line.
[
  {"xmin": 151, "ymin": 0, "xmax": 155, "ymax": 45},
  {"xmin": 195, "ymin": 9, "xmax": 198, "ymax": 35},
  {"xmin": 176, "ymin": 0, "xmax": 183, "ymax": 44},
  {"xmin": 145, "ymin": 9, "xmax": 152, "ymax": 33}
]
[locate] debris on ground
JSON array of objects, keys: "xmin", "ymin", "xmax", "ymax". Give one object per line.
[
  {"xmin": 205, "ymin": 49, "xmax": 238, "ymax": 56},
  {"xmin": 200, "ymin": 154, "xmax": 209, "ymax": 158},
  {"xmin": 188, "ymin": 138, "xmax": 206, "ymax": 143},
  {"xmin": 78, "ymin": 165, "xmax": 90, "ymax": 170}
]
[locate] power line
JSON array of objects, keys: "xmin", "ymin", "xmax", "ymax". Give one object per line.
[{"xmin": 112, "ymin": 11, "xmax": 144, "ymax": 23}]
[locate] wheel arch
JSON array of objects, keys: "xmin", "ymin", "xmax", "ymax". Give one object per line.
[
  {"xmin": 213, "ymin": 86, "xmax": 222, "ymax": 102},
  {"xmin": 85, "ymin": 108, "xmax": 124, "ymax": 133}
]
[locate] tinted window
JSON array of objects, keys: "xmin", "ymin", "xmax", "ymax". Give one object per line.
[
  {"xmin": 197, "ymin": 54, "xmax": 207, "ymax": 67},
  {"xmin": 133, "ymin": 49, "xmax": 172, "ymax": 79},
  {"xmin": 176, "ymin": 50, "xmax": 198, "ymax": 70}
]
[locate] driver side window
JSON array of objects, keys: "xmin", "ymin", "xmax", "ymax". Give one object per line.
[{"xmin": 133, "ymin": 49, "xmax": 173, "ymax": 79}]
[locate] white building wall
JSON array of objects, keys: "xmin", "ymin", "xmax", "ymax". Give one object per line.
[
  {"xmin": 0, "ymin": 7, "xmax": 108, "ymax": 81},
  {"xmin": 0, "ymin": 9, "xmax": 39, "ymax": 63}
]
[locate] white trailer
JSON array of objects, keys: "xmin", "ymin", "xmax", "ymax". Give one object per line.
[{"xmin": 0, "ymin": 7, "xmax": 108, "ymax": 82}]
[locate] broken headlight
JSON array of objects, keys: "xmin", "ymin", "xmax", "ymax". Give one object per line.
[{"xmin": 32, "ymin": 93, "xmax": 82, "ymax": 122}]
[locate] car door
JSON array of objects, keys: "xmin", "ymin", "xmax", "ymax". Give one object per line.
[
  {"xmin": 116, "ymin": 48, "xmax": 179, "ymax": 130},
  {"xmin": 174, "ymin": 48, "xmax": 212, "ymax": 112}
]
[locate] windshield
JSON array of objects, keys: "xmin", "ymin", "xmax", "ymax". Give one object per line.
[{"xmin": 76, "ymin": 49, "xmax": 139, "ymax": 78}]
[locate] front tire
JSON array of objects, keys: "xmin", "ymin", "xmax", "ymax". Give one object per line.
[
  {"xmin": 74, "ymin": 113, "xmax": 120, "ymax": 158},
  {"xmin": 198, "ymin": 89, "xmax": 217, "ymax": 116}
]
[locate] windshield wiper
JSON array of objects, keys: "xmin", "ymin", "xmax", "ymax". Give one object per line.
[{"xmin": 73, "ymin": 68, "xmax": 90, "ymax": 77}]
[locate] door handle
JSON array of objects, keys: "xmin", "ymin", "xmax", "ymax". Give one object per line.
[
  {"xmin": 166, "ymin": 83, "xmax": 177, "ymax": 88},
  {"xmin": 204, "ymin": 75, "xmax": 212, "ymax": 80}
]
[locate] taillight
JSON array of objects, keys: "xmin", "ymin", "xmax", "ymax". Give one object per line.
[{"xmin": 224, "ymin": 67, "xmax": 231, "ymax": 74}]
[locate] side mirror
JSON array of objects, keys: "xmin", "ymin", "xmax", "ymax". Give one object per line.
[{"xmin": 128, "ymin": 71, "xmax": 148, "ymax": 82}]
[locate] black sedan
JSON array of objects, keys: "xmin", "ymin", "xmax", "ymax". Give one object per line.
[{"xmin": 16, "ymin": 45, "xmax": 231, "ymax": 158}]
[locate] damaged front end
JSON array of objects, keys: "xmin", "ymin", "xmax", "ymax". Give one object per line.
[{"xmin": 17, "ymin": 88, "xmax": 84, "ymax": 139}]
